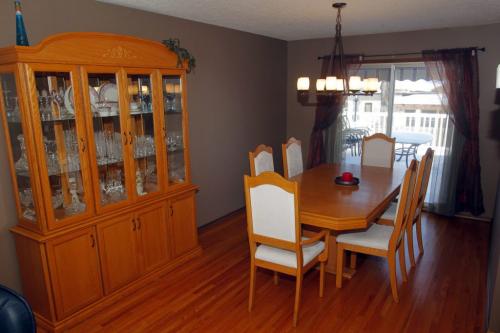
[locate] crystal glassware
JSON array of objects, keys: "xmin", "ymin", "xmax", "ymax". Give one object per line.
[
  {"xmin": 15, "ymin": 134, "xmax": 29, "ymax": 172},
  {"xmin": 64, "ymin": 177, "xmax": 86, "ymax": 215},
  {"xmin": 19, "ymin": 188, "xmax": 36, "ymax": 220}
]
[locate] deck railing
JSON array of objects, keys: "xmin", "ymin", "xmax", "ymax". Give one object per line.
[{"xmin": 346, "ymin": 111, "xmax": 450, "ymax": 148}]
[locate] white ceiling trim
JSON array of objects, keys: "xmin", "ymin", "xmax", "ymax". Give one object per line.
[{"xmin": 98, "ymin": 0, "xmax": 500, "ymax": 41}]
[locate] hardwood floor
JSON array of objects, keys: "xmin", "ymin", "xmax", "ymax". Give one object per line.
[{"xmin": 67, "ymin": 210, "xmax": 488, "ymax": 333}]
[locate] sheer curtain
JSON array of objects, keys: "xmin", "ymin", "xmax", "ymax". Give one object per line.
[
  {"xmin": 326, "ymin": 66, "xmax": 391, "ymax": 163},
  {"xmin": 307, "ymin": 56, "xmax": 361, "ymax": 168}
]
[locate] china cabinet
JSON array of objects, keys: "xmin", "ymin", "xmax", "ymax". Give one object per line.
[{"xmin": 0, "ymin": 32, "xmax": 200, "ymax": 332}]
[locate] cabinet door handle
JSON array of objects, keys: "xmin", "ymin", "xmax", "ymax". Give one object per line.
[
  {"xmin": 129, "ymin": 131, "xmax": 133, "ymax": 145},
  {"xmin": 123, "ymin": 131, "xmax": 128, "ymax": 145},
  {"xmin": 90, "ymin": 234, "xmax": 95, "ymax": 248},
  {"xmin": 132, "ymin": 219, "xmax": 136, "ymax": 231},
  {"xmin": 80, "ymin": 138, "xmax": 86, "ymax": 152},
  {"xmin": 170, "ymin": 205, "xmax": 173, "ymax": 217},
  {"xmin": 137, "ymin": 217, "xmax": 141, "ymax": 230}
]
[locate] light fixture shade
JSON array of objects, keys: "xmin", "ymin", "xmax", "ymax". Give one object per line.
[
  {"xmin": 325, "ymin": 76, "xmax": 337, "ymax": 90},
  {"xmin": 349, "ymin": 76, "xmax": 362, "ymax": 91},
  {"xmin": 297, "ymin": 77, "xmax": 310, "ymax": 91},
  {"xmin": 496, "ymin": 64, "xmax": 500, "ymax": 89},
  {"xmin": 316, "ymin": 79, "xmax": 326, "ymax": 91},
  {"xmin": 364, "ymin": 78, "xmax": 380, "ymax": 92},
  {"xmin": 335, "ymin": 79, "xmax": 345, "ymax": 91}
]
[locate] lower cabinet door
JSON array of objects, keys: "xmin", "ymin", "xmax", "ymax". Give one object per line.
[
  {"xmin": 46, "ymin": 227, "xmax": 103, "ymax": 320},
  {"xmin": 137, "ymin": 203, "xmax": 170, "ymax": 273},
  {"xmin": 169, "ymin": 192, "xmax": 198, "ymax": 257},
  {"xmin": 97, "ymin": 214, "xmax": 141, "ymax": 294}
]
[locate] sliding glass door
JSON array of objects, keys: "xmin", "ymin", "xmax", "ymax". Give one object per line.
[{"xmin": 331, "ymin": 62, "xmax": 456, "ymax": 205}]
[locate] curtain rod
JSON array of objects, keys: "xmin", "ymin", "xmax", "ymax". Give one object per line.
[{"xmin": 317, "ymin": 47, "xmax": 486, "ymax": 60}]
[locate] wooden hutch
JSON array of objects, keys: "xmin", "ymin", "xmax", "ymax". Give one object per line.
[{"xmin": 0, "ymin": 32, "xmax": 201, "ymax": 332}]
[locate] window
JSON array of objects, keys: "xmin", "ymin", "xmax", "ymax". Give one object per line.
[{"xmin": 364, "ymin": 103, "xmax": 373, "ymax": 112}]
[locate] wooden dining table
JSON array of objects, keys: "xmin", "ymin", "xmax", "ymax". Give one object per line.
[{"xmin": 291, "ymin": 163, "xmax": 405, "ymax": 276}]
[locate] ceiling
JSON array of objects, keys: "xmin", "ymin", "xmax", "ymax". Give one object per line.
[{"xmin": 98, "ymin": 0, "xmax": 500, "ymax": 41}]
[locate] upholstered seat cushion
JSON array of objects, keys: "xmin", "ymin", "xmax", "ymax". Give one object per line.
[
  {"xmin": 336, "ymin": 224, "xmax": 393, "ymax": 250},
  {"xmin": 255, "ymin": 237, "xmax": 324, "ymax": 268},
  {"xmin": 380, "ymin": 202, "xmax": 397, "ymax": 220}
]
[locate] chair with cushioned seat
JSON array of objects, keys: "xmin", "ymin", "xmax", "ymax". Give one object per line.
[
  {"xmin": 379, "ymin": 148, "xmax": 434, "ymax": 266},
  {"xmin": 248, "ymin": 144, "xmax": 274, "ymax": 177},
  {"xmin": 244, "ymin": 171, "xmax": 328, "ymax": 326},
  {"xmin": 336, "ymin": 160, "xmax": 418, "ymax": 303},
  {"xmin": 361, "ymin": 133, "xmax": 396, "ymax": 168},
  {"xmin": 282, "ymin": 137, "xmax": 303, "ymax": 179},
  {"xmin": 0, "ymin": 284, "xmax": 36, "ymax": 333}
]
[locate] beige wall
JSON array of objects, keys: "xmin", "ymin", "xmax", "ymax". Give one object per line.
[
  {"xmin": 0, "ymin": 0, "xmax": 287, "ymax": 291},
  {"xmin": 287, "ymin": 23, "xmax": 500, "ymax": 219}
]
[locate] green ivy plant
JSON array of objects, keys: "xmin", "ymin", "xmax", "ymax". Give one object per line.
[{"xmin": 162, "ymin": 38, "xmax": 196, "ymax": 73}]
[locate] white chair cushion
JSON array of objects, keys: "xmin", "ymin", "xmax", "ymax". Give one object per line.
[
  {"xmin": 286, "ymin": 143, "xmax": 303, "ymax": 178},
  {"xmin": 380, "ymin": 202, "xmax": 397, "ymax": 220},
  {"xmin": 363, "ymin": 139, "xmax": 393, "ymax": 168},
  {"xmin": 250, "ymin": 184, "xmax": 296, "ymax": 242},
  {"xmin": 336, "ymin": 224, "xmax": 393, "ymax": 250},
  {"xmin": 255, "ymin": 237, "xmax": 324, "ymax": 268},
  {"xmin": 254, "ymin": 151, "xmax": 274, "ymax": 176}
]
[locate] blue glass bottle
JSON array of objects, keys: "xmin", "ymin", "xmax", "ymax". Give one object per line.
[{"xmin": 15, "ymin": 1, "xmax": 29, "ymax": 46}]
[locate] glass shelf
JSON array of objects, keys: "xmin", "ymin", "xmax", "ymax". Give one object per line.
[{"xmin": 130, "ymin": 110, "xmax": 154, "ymax": 116}]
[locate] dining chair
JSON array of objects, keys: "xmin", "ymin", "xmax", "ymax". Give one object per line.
[
  {"xmin": 244, "ymin": 171, "xmax": 329, "ymax": 326},
  {"xmin": 379, "ymin": 148, "xmax": 434, "ymax": 266},
  {"xmin": 248, "ymin": 144, "xmax": 274, "ymax": 176},
  {"xmin": 361, "ymin": 133, "xmax": 396, "ymax": 168},
  {"xmin": 336, "ymin": 159, "xmax": 418, "ymax": 303},
  {"xmin": 282, "ymin": 137, "xmax": 303, "ymax": 179}
]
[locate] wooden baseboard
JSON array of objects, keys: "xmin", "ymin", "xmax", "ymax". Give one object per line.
[{"xmin": 35, "ymin": 246, "xmax": 202, "ymax": 333}]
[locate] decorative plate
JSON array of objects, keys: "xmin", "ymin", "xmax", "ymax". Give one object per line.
[
  {"xmin": 64, "ymin": 86, "xmax": 74, "ymax": 114},
  {"xmin": 99, "ymin": 83, "xmax": 118, "ymax": 103},
  {"xmin": 64, "ymin": 86, "xmax": 99, "ymax": 114},
  {"xmin": 334, "ymin": 176, "xmax": 360, "ymax": 186}
]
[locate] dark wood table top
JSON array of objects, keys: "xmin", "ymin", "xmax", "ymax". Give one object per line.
[{"xmin": 292, "ymin": 163, "xmax": 405, "ymax": 231}]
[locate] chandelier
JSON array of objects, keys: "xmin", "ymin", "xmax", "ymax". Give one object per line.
[{"xmin": 297, "ymin": 3, "xmax": 379, "ymax": 97}]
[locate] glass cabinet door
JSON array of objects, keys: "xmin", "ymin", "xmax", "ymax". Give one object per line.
[
  {"xmin": 162, "ymin": 75, "xmax": 187, "ymax": 185},
  {"xmin": 86, "ymin": 72, "xmax": 130, "ymax": 207},
  {"xmin": 0, "ymin": 72, "xmax": 38, "ymax": 223},
  {"xmin": 126, "ymin": 73, "xmax": 160, "ymax": 197},
  {"xmin": 32, "ymin": 71, "xmax": 90, "ymax": 222}
]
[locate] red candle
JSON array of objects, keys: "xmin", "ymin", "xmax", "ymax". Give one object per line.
[{"xmin": 341, "ymin": 172, "xmax": 353, "ymax": 181}]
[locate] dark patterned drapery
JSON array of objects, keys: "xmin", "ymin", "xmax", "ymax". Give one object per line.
[{"xmin": 423, "ymin": 48, "xmax": 485, "ymax": 216}]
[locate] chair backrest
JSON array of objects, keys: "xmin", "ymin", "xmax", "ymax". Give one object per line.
[
  {"xmin": 244, "ymin": 172, "xmax": 300, "ymax": 252},
  {"xmin": 389, "ymin": 159, "xmax": 418, "ymax": 250},
  {"xmin": 0, "ymin": 285, "xmax": 36, "ymax": 333},
  {"xmin": 282, "ymin": 137, "xmax": 303, "ymax": 179},
  {"xmin": 407, "ymin": 148, "xmax": 434, "ymax": 225},
  {"xmin": 249, "ymin": 144, "xmax": 274, "ymax": 177},
  {"xmin": 361, "ymin": 133, "xmax": 396, "ymax": 168}
]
